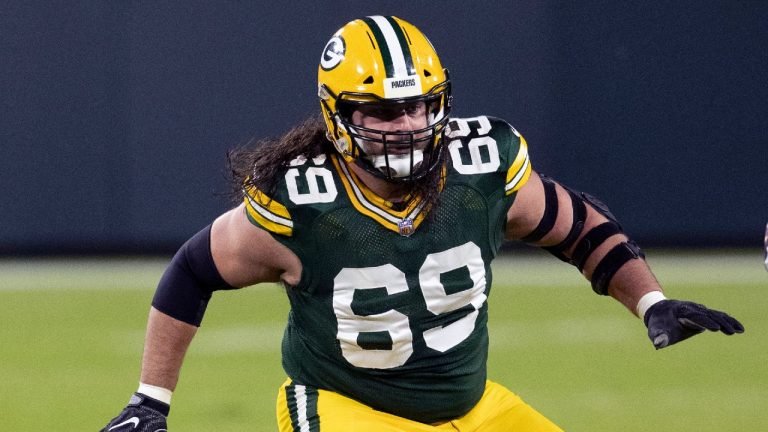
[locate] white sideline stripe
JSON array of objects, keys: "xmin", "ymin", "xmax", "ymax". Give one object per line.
[
  {"xmin": 113, "ymin": 324, "xmax": 285, "ymax": 355},
  {"xmin": 554, "ymin": 387, "xmax": 768, "ymax": 411},
  {"xmin": 490, "ymin": 252, "xmax": 767, "ymax": 287},
  {"xmin": 0, "ymin": 258, "xmax": 287, "ymax": 291},
  {"xmin": 191, "ymin": 325, "xmax": 284, "ymax": 354},
  {"xmin": 490, "ymin": 317, "xmax": 636, "ymax": 348},
  {"xmin": 0, "ymin": 258, "xmax": 168, "ymax": 291},
  {"xmin": 1, "ymin": 251, "xmax": 764, "ymax": 291}
]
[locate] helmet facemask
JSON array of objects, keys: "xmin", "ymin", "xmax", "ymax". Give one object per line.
[{"xmin": 323, "ymin": 81, "xmax": 451, "ymax": 183}]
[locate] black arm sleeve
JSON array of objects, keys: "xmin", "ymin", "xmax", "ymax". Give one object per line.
[
  {"xmin": 151, "ymin": 224, "xmax": 236, "ymax": 326},
  {"xmin": 525, "ymin": 176, "xmax": 645, "ymax": 295}
]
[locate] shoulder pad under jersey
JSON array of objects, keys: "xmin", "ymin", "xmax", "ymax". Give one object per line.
[
  {"xmin": 444, "ymin": 116, "xmax": 532, "ymax": 195},
  {"xmin": 243, "ymin": 153, "xmax": 340, "ymax": 237}
]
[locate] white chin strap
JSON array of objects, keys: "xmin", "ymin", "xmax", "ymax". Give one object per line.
[
  {"xmin": 367, "ymin": 150, "xmax": 424, "ymax": 178},
  {"xmin": 349, "ymin": 124, "xmax": 426, "ymax": 178}
]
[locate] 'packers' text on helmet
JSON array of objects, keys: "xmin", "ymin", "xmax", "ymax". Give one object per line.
[{"xmin": 318, "ymin": 16, "xmax": 452, "ymax": 182}]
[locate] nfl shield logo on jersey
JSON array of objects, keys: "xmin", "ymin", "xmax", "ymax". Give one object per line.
[{"xmin": 398, "ymin": 219, "xmax": 415, "ymax": 237}]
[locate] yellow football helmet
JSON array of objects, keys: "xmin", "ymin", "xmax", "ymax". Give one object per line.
[{"xmin": 318, "ymin": 16, "xmax": 452, "ymax": 182}]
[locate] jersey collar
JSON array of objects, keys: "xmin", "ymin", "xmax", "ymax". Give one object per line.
[{"xmin": 331, "ymin": 154, "xmax": 434, "ymax": 236}]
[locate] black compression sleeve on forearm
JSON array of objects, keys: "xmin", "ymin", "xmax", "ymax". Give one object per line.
[
  {"xmin": 590, "ymin": 240, "xmax": 644, "ymax": 295},
  {"xmin": 151, "ymin": 224, "xmax": 235, "ymax": 326},
  {"xmin": 571, "ymin": 221, "xmax": 622, "ymax": 272}
]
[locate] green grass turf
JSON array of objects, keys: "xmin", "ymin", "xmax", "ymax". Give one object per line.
[{"xmin": 0, "ymin": 250, "xmax": 765, "ymax": 430}]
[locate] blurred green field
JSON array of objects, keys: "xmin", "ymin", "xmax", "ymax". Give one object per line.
[{"xmin": 0, "ymin": 250, "xmax": 765, "ymax": 431}]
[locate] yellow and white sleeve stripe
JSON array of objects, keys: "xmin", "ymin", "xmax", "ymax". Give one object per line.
[
  {"xmin": 243, "ymin": 186, "xmax": 293, "ymax": 236},
  {"xmin": 505, "ymin": 135, "xmax": 532, "ymax": 195}
]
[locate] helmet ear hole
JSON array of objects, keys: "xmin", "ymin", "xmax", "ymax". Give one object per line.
[
  {"xmin": 423, "ymin": 69, "xmax": 432, "ymax": 77},
  {"xmin": 363, "ymin": 76, "xmax": 374, "ymax": 84}
]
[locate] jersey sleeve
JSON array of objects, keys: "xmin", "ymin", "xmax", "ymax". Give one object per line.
[
  {"xmin": 501, "ymin": 123, "xmax": 532, "ymax": 195},
  {"xmin": 445, "ymin": 115, "xmax": 533, "ymax": 196},
  {"xmin": 243, "ymin": 185, "xmax": 294, "ymax": 237}
]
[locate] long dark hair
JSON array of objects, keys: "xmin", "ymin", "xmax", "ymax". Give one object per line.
[
  {"xmin": 228, "ymin": 115, "xmax": 446, "ymax": 216},
  {"xmin": 228, "ymin": 116, "xmax": 330, "ymax": 201}
]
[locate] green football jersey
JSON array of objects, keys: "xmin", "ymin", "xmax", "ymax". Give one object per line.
[{"xmin": 244, "ymin": 116, "xmax": 532, "ymax": 423}]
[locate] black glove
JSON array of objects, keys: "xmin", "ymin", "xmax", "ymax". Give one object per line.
[
  {"xmin": 100, "ymin": 393, "xmax": 169, "ymax": 432},
  {"xmin": 643, "ymin": 300, "xmax": 744, "ymax": 349}
]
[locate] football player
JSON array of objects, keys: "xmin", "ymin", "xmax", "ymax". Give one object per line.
[{"xmin": 101, "ymin": 16, "xmax": 744, "ymax": 432}]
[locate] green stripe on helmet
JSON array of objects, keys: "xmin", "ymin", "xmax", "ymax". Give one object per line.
[
  {"xmin": 384, "ymin": 16, "xmax": 415, "ymax": 75},
  {"xmin": 362, "ymin": 17, "xmax": 394, "ymax": 78}
]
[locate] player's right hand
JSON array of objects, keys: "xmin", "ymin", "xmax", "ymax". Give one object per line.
[{"xmin": 100, "ymin": 393, "xmax": 169, "ymax": 432}]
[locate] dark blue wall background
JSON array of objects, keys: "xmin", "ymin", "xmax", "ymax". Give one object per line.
[{"xmin": 1, "ymin": 1, "xmax": 766, "ymax": 254}]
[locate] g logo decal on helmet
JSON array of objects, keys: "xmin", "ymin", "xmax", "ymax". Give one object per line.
[{"xmin": 320, "ymin": 36, "xmax": 345, "ymax": 71}]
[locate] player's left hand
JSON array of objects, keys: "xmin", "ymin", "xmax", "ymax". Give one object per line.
[{"xmin": 643, "ymin": 300, "xmax": 744, "ymax": 349}]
